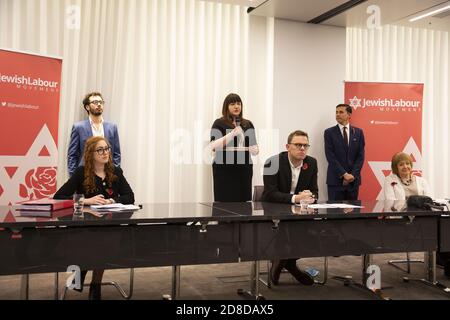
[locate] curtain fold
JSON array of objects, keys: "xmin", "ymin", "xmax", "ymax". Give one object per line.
[{"xmin": 0, "ymin": 0, "xmax": 274, "ymax": 203}]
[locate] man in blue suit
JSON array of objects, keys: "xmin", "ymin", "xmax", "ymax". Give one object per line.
[
  {"xmin": 324, "ymin": 104, "xmax": 365, "ymax": 200},
  {"xmin": 67, "ymin": 92, "xmax": 121, "ymax": 176}
]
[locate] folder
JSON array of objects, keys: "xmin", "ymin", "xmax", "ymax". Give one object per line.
[
  {"xmin": 17, "ymin": 207, "xmax": 74, "ymax": 218},
  {"xmin": 16, "ymin": 198, "xmax": 74, "ymax": 211}
]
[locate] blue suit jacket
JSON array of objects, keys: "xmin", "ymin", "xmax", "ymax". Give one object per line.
[
  {"xmin": 67, "ymin": 120, "xmax": 121, "ymax": 176},
  {"xmin": 324, "ymin": 124, "xmax": 365, "ymax": 187}
]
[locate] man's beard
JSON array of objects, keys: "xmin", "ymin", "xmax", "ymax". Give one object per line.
[{"xmin": 90, "ymin": 108, "xmax": 103, "ymax": 116}]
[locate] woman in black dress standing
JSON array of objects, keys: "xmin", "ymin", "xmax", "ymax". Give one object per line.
[{"xmin": 210, "ymin": 93, "xmax": 259, "ymax": 202}]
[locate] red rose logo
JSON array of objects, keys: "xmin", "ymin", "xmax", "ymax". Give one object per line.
[
  {"xmin": 106, "ymin": 188, "xmax": 113, "ymax": 196},
  {"xmin": 20, "ymin": 167, "xmax": 57, "ymax": 200},
  {"xmin": 302, "ymin": 163, "xmax": 308, "ymax": 170}
]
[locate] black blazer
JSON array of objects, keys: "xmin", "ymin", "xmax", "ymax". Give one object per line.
[
  {"xmin": 54, "ymin": 166, "xmax": 135, "ymax": 204},
  {"xmin": 262, "ymin": 151, "xmax": 318, "ymax": 203}
]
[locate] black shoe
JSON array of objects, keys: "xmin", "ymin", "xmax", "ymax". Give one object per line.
[
  {"xmin": 437, "ymin": 252, "xmax": 450, "ymax": 277},
  {"xmin": 437, "ymin": 253, "xmax": 446, "ymax": 267},
  {"xmin": 88, "ymin": 283, "xmax": 102, "ymax": 300},
  {"xmin": 444, "ymin": 261, "xmax": 450, "ymax": 278},
  {"xmin": 285, "ymin": 260, "xmax": 314, "ymax": 286},
  {"xmin": 270, "ymin": 260, "xmax": 284, "ymax": 285}
]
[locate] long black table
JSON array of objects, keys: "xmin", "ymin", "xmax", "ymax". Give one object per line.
[
  {"xmin": 0, "ymin": 201, "xmax": 447, "ymax": 299},
  {"xmin": 0, "ymin": 203, "xmax": 243, "ymax": 299},
  {"xmin": 203, "ymin": 201, "xmax": 438, "ymax": 259},
  {"xmin": 202, "ymin": 201, "xmax": 449, "ymax": 299},
  {"xmin": 440, "ymin": 216, "xmax": 450, "ymax": 252},
  {"xmin": 0, "ymin": 203, "xmax": 242, "ymax": 275}
]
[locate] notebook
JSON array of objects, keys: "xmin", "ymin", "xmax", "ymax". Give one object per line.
[{"xmin": 16, "ymin": 198, "xmax": 74, "ymax": 211}]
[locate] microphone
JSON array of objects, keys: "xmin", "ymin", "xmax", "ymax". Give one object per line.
[
  {"xmin": 234, "ymin": 116, "xmax": 245, "ymax": 149},
  {"xmin": 407, "ymin": 195, "xmax": 445, "ymax": 211},
  {"xmin": 426, "ymin": 203, "xmax": 445, "ymax": 211},
  {"xmin": 235, "ymin": 116, "xmax": 241, "ymax": 128}
]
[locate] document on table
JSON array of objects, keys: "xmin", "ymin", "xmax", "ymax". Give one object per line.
[
  {"xmin": 90, "ymin": 203, "xmax": 140, "ymax": 212},
  {"xmin": 307, "ymin": 203, "xmax": 364, "ymax": 209}
]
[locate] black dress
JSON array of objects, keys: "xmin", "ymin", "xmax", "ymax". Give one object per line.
[
  {"xmin": 210, "ymin": 118, "xmax": 257, "ymax": 202},
  {"xmin": 54, "ymin": 166, "xmax": 135, "ymax": 204}
]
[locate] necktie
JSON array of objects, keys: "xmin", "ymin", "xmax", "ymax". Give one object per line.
[{"xmin": 343, "ymin": 126, "xmax": 349, "ymax": 148}]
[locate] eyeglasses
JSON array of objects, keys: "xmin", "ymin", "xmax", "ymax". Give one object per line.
[
  {"xmin": 95, "ymin": 147, "xmax": 111, "ymax": 155},
  {"xmin": 290, "ymin": 143, "xmax": 310, "ymax": 150},
  {"xmin": 90, "ymin": 100, "xmax": 104, "ymax": 106}
]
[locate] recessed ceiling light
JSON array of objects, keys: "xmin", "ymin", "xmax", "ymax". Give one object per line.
[{"xmin": 409, "ymin": 2, "xmax": 450, "ymax": 22}]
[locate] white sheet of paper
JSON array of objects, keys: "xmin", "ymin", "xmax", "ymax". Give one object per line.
[{"xmin": 307, "ymin": 203, "xmax": 364, "ymax": 209}]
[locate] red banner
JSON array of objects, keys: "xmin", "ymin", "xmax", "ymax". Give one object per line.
[
  {"xmin": 0, "ymin": 49, "xmax": 62, "ymax": 206},
  {"xmin": 345, "ymin": 82, "xmax": 424, "ymax": 200}
]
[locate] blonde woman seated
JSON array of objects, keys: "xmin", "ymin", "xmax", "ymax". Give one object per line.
[
  {"xmin": 382, "ymin": 152, "xmax": 450, "ymax": 276},
  {"xmin": 383, "ymin": 152, "xmax": 430, "ymax": 200}
]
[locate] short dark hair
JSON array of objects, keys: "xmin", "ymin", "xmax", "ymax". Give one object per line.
[
  {"xmin": 82, "ymin": 92, "xmax": 104, "ymax": 114},
  {"xmin": 336, "ymin": 103, "xmax": 352, "ymax": 114},
  {"xmin": 287, "ymin": 130, "xmax": 309, "ymax": 144}
]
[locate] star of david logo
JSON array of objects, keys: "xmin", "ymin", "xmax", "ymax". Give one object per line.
[
  {"xmin": 0, "ymin": 125, "xmax": 58, "ymax": 210},
  {"xmin": 349, "ymin": 96, "xmax": 362, "ymax": 110}
]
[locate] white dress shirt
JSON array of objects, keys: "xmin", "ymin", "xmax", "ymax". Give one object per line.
[
  {"xmin": 338, "ymin": 123, "xmax": 350, "ymax": 145},
  {"xmin": 89, "ymin": 116, "xmax": 104, "ymax": 137}
]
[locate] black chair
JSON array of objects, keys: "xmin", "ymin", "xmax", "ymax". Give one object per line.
[
  {"xmin": 59, "ymin": 269, "xmax": 134, "ymax": 300},
  {"xmin": 388, "ymin": 253, "xmax": 424, "ymax": 273},
  {"xmin": 18, "ymin": 269, "xmax": 134, "ymax": 300}
]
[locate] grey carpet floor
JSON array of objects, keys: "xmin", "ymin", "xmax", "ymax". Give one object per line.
[{"xmin": 1, "ymin": 253, "xmax": 449, "ymax": 300}]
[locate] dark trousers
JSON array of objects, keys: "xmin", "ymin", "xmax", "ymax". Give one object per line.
[
  {"xmin": 327, "ymin": 185, "xmax": 359, "ymax": 201},
  {"xmin": 73, "ymin": 270, "xmax": 104, "ymax": 292},
  {"xmin": 437, "ymin": 252, "xmax": 450, "ymax": 277}
]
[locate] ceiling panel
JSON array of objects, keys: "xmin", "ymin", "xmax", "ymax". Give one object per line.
[
  {"xmin": 199, "ymin": 0, "xmax": 266, "ymax": 7},
  {"xmin": 396, "ymin": 0, "xmax": 450, "ymax": 31},
  {"xmin": 325, "ymin": 0, "xmax": 449, "ymax": 30},
  {"xmin": 243, "ymin": 0, "xmax": 449, "ymax": 31},
  {"xmin": 248, "ymin": 0, "xmax": 350, "ymax": 22}
]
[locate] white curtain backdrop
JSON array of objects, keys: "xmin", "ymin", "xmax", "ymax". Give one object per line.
[
  {"xmin": 0, "ymin": 0, "xmax": 274, "ymax": 203},
  {"xmin": 346, "ymin": 25, "xmax": 450, "ymax": 199}
]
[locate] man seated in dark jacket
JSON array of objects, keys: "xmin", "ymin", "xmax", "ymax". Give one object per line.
[{"xmin": 262, "ymin": 130, "xmax": 318, "ymax": 286}]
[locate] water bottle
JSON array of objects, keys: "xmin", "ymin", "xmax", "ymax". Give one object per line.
[{"xmin": 305, "ymin": 267, "xmax": 319, "ymax": 278}]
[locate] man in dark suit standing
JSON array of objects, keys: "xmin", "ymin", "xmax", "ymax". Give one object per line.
[
  {"xmin": 324, "ymin": 104, "xmax": 365, "ymax": 201},
  {"xmin": 262, "ymin": 130, "xmax": 318, "ymax": 286},
  {"xmin": 67, "ymin": 92, "xmax": 121, "ymax": 176}
]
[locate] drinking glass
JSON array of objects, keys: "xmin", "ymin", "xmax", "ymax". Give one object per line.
[{"xmin": 73, "ymin": 194, "xmax": 85, "ymax": 217}]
